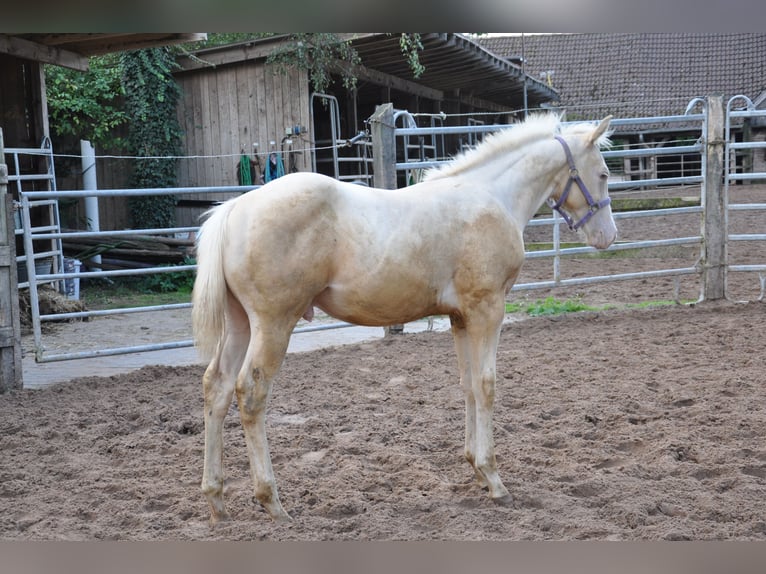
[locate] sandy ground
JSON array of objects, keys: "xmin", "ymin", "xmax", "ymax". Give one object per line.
[
  {"xmin": 1, "ymin": 185, "xmax": 765, "ymax": 541},
  {"xmin": 1, "ymin": 300, "xmax": 765, "ymax": 540}
]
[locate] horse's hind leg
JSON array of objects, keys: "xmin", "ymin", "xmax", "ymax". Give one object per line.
[
  {"xmin": 235, "ymin": 319, "xmax": 293, "ymax": 522},
  {"xmin": 452, "ymin": 301, "xmax": 512, "ymax": 505},
  {"xmin": 201, "ymin": 318, "xmax": 249, "ymax": 524}
]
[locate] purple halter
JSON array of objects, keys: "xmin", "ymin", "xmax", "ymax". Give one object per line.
[{"xmin": 549, "ymin": 135, "xmax": 611, "ymax": 231}]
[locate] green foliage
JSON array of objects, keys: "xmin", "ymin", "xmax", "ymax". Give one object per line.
[
  {"xmin": 267, "ymin": 33, "xmax": 362, "ymax": 94},
  {"xmin": 120, "ymin": 48, "xmax": 182, "ymax": 229},
  {"xmin": 136, "ymin": 257, "xmax": 197, "ymax": 294},
  {"xmin": 45, "ymin": 55, "xmax": 128, "ymax": 150},
  {"xmin": 399, "ymin": 33, "xmax": 425, "ymax": 78},
  {"xmin": 266, "ymin": 33, "xmax": 425, "ymax": 94}
]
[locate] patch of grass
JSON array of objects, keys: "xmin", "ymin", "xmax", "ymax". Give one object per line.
[
  {"xmin": 505, "ymin": 297, "xmax": 598, "ymax": 317},
  {"xmin": 504, "ymin": 297, "xmax": 695, "ymax": 318},
  {"xmin": 81, "ymin": 280, "xmax": 192, "ymax": 310},
  {"xmin": 524, "ymin": 296, "xmax": 599, "ymax": 316},
  {"xmin": 79, "ymin": 257, "xmax": 196, "ymax": 310}
]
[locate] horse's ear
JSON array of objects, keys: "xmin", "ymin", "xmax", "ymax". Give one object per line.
[{"xmin": 589, "ymin": 115, "xmax": 613, "ymax": 145}]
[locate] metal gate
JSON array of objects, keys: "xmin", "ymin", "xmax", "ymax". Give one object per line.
[{"xmin": 18, "ymin": 96, "xmax": 766, "ymax": 365}]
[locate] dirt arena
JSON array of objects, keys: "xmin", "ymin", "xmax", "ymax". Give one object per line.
[{"xmin": 1, "ymin": 186, "xmax": 765, "ymax": 541}]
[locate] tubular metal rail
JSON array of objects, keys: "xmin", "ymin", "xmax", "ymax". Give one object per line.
[{"xmin": 18, "ymin": 97, "xmax": 766, "ymax": 363}]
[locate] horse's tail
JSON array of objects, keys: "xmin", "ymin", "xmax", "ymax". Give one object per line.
[{"xmin": 192, "ymin": 198, "xmax": 239, "ymax": 362}]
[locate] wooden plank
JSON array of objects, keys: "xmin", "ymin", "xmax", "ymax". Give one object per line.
[
  {"xmin": 210, "ymin": 71, "xmax": 224, "ymax": 187},
  {"xmin": 270, "ymin": 64, "xmax": 284, "ymax": 154},
  {"xmin": 226, "ymin": 66, "xmax": 241, "ymax": 185},
  {"xmin": 245, "ymin": 61, "xmax": 261, "ymax": 177},
  {"xmin": 216, "ymin": 69, "xmax": 232, "ymax": 187},
  {"xmin": 199, "ymin": 71, "xmax": 215, "ymax": 190},
  {"xmin": 298, "ymin": 67, "xmax": 311, "ymax": 172},
  {"xmin": 254, "ymin": 62, "xmax": 268, "ymax": 163},
  {"xmin": 190, "ymin": 73, "xmax": 205, "ymax": 189},
  {"xmin": 235, "ymin": 63, "xmax": 251, "ymax": 179},
  {"xmin": 175, "ymin": 75, "xmax": 190, "ymax": 188},
  {"xmin": 346, "ymin": 61, "xmax": 443, "ymax": 101},
  {"xmin": 0, "ymin": 34, "xmax": 88, "ymax": 71},
  {"xmin": 176, "ymin": 40, "xmax": 279, "ymax": 72}
]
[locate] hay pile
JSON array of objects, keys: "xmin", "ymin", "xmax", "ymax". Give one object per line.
[{"xmin": 17, "ymin": 286, "xmax": 87, "ymax": 329}]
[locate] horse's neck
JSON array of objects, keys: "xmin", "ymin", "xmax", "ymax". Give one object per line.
[{"xmin": 487, "ymin": 138, "xmax": 564, "ymax": 226}]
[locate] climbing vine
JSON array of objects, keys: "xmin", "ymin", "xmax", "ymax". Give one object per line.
[{"xmin": 120, "ymin": 47, "xmax": 182, "ymax": 229}]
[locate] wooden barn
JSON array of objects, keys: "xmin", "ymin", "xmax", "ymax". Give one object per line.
[{"xmin": 173, "ymin": 33, "xmax": 558, "ymax": 225}]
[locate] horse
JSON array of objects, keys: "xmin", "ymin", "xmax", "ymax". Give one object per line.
[{"xmin": 191, "ymin": 113, "xmax": 617, "ymax": 524}]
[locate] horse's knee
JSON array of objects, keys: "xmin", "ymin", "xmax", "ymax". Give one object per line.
[
  {"xmin": 473, "ymin": 372, "xmax": 496, "ymax": 407},
  {"xmin": 236, "ymin": 368, "xmax": 270, "ymax": 420}
]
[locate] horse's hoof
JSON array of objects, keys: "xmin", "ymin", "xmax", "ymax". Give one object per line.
[
  {"xmin": 271, "ymin": 511, "xmax": 293, "ymax": 524},
  {"xmin": 491, "ymin": 493, "xmax": 514, "ymax": 507},
  {"xmin": 209, "ymin": 511, "xmax": 232, "ymax": 526}
]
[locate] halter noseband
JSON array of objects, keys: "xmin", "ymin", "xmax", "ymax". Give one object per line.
[{"xmin": 549, "ymin": 135, "xmax": 611, "ymax": 231}]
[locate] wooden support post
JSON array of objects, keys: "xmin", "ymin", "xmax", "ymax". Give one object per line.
[
  {"xmin": 370, "ymin": 103, "xmax": 404, "ymax": 335},
  {"xmin": 701, "ymin": 95, "xmax": 727, "ymax": 301},
  {"xmin": 370, "ymin": 103, "xmax": 396, "ymax": 190},
  {"xmin": 0, "ymin": 128, "xmax": 24, "ymax": 391}
]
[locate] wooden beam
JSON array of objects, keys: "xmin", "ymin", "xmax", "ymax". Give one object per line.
[
  {"xmin": 79, "ymin": 34, "xmax": 208, "ymax": 57},
  {"xmin": 176, "ymin": 39, "xmax": 285, "ymax": 72},
  {"xmin": 342, "ymin": 61, "xmax": 443, "ymax": 101},
  {"xmin": 454, "ymin": 93, "xmax": 513, "ymax": 114},
  {"xmin": 0, "ymin": 34, "xmax": 88, "ymax": 71}
]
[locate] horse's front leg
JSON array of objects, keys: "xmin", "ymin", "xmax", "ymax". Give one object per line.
[
  {"xmin": 461, "ymin": 303, "xmax": 512, "ymax": 505},
  {"xmin": 451, "ymin": 319, "xmax": 487, "ymax": 490},
  {"xmin": 236, "ymin": 325, "xmax": 292, "ymax": 523}
]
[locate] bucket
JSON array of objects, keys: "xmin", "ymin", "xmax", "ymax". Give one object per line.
[
  {"xmin": 17, "ymin": 258, "xmax": 53, "ymax": 284},
  {"xmin": 63, "ymin": 258, "xmax": 82, "ymax": 300}
]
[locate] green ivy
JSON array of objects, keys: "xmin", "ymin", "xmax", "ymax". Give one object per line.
[{"xmin": 120, "ymin": 48, "xmax": 182, "ymax": 229}]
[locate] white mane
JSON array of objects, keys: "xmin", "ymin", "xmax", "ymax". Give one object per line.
[{"xmin": 423, "ymin": 113, "xmax": 611, "ymax": 181}]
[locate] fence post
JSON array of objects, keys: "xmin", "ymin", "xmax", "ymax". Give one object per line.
[
  {"xmin": 370, "ymin": 103, "xmax": 396, "ymax": 190},
  {"xmin": 0, "ymin": 128, "xmax": 24, "ymax": 391},
  {"xmin": 369, "ymin": 103, "xmax": 404, "ymax": 335},
  {"xmin": 701, "ymin": 95, "xmax": 727, "ymax": 301}
]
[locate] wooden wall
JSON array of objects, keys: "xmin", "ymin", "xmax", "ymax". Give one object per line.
[{"xmin": 175, "ymin": 60, "xmax": 311, "ymax": 226}]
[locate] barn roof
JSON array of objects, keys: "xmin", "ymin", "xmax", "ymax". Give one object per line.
[
  {"xmin": 347, "ymin": 33, "xmax": 558, "ymax": 112},
  {"xmin": 0, "ymin": 33, "xmax": 207, "ymax": 71},
  {"xmin": 177, "ymin": 33, "xmax": 558, "ymax": 113},
  {"xmin": 480, "ymin": 33, "xmax": 766, "ymax": 123}
]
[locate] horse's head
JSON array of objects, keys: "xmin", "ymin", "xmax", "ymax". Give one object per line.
[{"xmin": 549, "ymin": 116, "xmax": 618, "ymax": 250}]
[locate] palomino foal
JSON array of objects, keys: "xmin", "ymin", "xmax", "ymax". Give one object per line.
[{"xmin": 192, "ymin": 114, "xmax": 617, "ymax": 523}]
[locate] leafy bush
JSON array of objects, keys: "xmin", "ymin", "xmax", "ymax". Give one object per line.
[{"xmin": 136, "ymin": 257, "xmax": 196, "ymax": 294}]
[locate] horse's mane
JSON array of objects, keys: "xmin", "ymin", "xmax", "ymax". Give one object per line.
[{"xmin": 423, "ymin": 113, "xmax": 610, "ymax": 181}]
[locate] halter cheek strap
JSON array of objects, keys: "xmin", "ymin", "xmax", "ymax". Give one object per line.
[{"xmin": 549, "ymin": 135, "xmax": 611, "ymax": 231}]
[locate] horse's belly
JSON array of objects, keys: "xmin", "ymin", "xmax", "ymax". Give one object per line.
[{"xmin": 312, "ymin": 284, "xmax": 443, "ymax": 327}]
